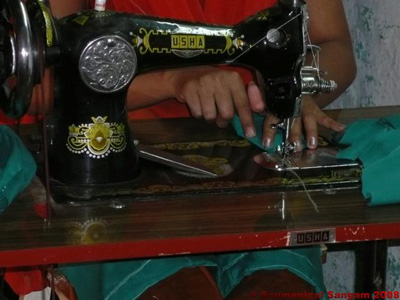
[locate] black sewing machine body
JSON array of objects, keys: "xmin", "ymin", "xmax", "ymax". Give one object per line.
[
  {"xmin": 0, "ymin": 0, "xmax": 345, "ymax": 202},
  {"xmin": 42, "ymin": 1, "xmax": 305, "ymax": 187}
]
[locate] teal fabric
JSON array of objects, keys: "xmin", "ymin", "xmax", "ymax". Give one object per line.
[
  {"xmin": 60, "ymin": 247, "xmax": 327, "ymax": 300},
  {"xmin": 60, "ymin": 114, "xmax": 327, "ymax": 300},
  {"xmin": 213, "ymin": 248, "xmax": 326, "ymax": 298},
  {"xmin": 60, "ymin": 256, "xmax": 216, "ymax": 300},
  {"xmin": 0, "ymin": 126, "xmax": 37, "ymax": 212},
  {"xmin": 231, "ymin": 114, "xmax": 282, "ymax": 152},
  {"xmin": 337, "ymin": 114, "xmax": 400, "ymax": 205},
  {"xmin": 231, "ymin": 114, "xmax": 305, "ymax": 152}
]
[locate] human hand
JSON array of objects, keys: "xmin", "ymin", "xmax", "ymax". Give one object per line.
[
  {"xmin": 261, "ymin": 97, "xmax": 346, "ymax": 151},
  {"xmin": 166, "ymin": 66, "xmax": 265, "ymax": 138}
]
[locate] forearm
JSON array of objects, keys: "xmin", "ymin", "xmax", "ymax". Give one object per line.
[
  {"xmin": 126, "ymin": 70, "xmax": 176, "ymax": 110},
  {"xmin": 310, "ymin": 40, "xmax": 356, "ymax": 108},
  {"xmin": 306, "ymin": 0, "xmax": 356, "ymax": 109},
  {"xmin": 126, "ymin": 66, "xmax": 230, "ymax": 111},
  {"xmin": 49, "ymin": 0, "xmax": 90, "ymax": 18}
]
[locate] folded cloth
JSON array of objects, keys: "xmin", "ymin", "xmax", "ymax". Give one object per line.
[
  {"xmin": 231, "ymin": 114, "xmax": 305, "ymax": 152},
  {"xmin": 336, "ymin": 114, "xmax": 400, "ymax": 206},
  {"xmin": 231, "ymin": 114, "xmax": 282, "ymax": 151},
  {"xmin": 60, "ymin": 247, "xmax": 327, "ymax": 300},
  {"xmin": 60, "ymin": 115, "xmax": 327, "ymax": 300},
  {"xmin": 0, "ymin": 126, "xmax": 37, "ymax": 212}
]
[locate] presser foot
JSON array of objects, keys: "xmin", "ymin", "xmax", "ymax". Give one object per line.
[{"xmin": 254, "ymin": 147, "xmax": 361, "ymax": 172}]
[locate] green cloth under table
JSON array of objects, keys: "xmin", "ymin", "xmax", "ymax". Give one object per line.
[
  {"xmin": 60, "ymin": 247, "xmax": 327, "ymax": 300},
  {"xmin": 0, "ymin": 126, "xmax": 36, "ymax": 212},
  {"xmin": 59, "ymin": 115, "xmax": 327, "ymax": 299}
]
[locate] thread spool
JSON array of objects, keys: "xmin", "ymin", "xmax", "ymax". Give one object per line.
[{"xmin": 94, "ymin": 0, "xmax": 106, "ymax": 11}]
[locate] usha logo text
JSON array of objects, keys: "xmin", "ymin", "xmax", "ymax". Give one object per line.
[
  {"xmin": 171, "ymin": 34, "xmax": 205, "ymax": 50},
  {"xmin": 296, "ymin": 231, "xmax": 331, "ymax": 244},
  {"xmin": 289, "ymin": 229, "xmax": 335, "ymax": 246}
]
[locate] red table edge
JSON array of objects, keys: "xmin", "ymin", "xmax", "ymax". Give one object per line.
[{"xmin": 1, "ymin": 222, "xmax": 400, "ymax": 268}]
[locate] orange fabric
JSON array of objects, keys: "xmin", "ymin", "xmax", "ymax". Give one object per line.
[
  {"xmin": 105, "ymin": 0, "xmax": 277, "ymax": 24},
  {"xmin": 3, "ymin": 0, "xmax": 278, "ymax": 294},
  {"xmin": 105, "ymin": 0, "xmax": 278, "ymax": 119},
  {"xmin": 5, "ymin": 267, "xmax": 48, "ymax": 295},
  {"xmin": 0, "ymin": 0, "xmax": 277, "ymax": 123},
  {"xmin": 0, "ymin": 111, "xmax": 41, "ymax": 125},
  {"xmin": 199, "ymin": 266, "xmax": 221, "ymax": 295}
]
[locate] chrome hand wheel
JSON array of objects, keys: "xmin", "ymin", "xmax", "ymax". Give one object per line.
[{"xmin": 0, "ymin": 0, "xmax": 39, "ymax": 118}]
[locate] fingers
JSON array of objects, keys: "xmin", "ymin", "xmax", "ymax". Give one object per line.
[
  {"xmin": 214, "ymin": 80, "xmax": 235, "ymax": 128},
  {"xmin": 302, "ymin": 99, "xmax": 346, "ymax": 149},
  {"xmin": 197, "ymin": 77, "xmax": 218, "ymax": 122},
  {"xmin": 289, "ymin": 117, "xmax": 304, "ymax": 152},
  {"xmin": 230, "ymin": 73, "xmax": 255, "ymax": 137},
  {"xmin": 179, "ymin": 68, "xmax": 257, "ymax": 136},
  {"xmin": 318, "ymin": 113, "xmax": 346, "ymax": 132},
  {"xmin": 180, "ymin": 83, "xmax": 203, "ymax": 119},
  {"xmin": 302, "ymin": 113, "xmax": 318, "ymax": 150},
  {"xmin": 247, "ymin": 81, "xmax": 265, "ymax": 113},
  {"xmin": 262, "ymin": 113, "xmax": 280, "ymax": 149}
]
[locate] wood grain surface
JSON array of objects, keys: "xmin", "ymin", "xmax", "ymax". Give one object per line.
[{"xmin": 1, "ymin": 106, "xmax": 400, "ymax": 268}]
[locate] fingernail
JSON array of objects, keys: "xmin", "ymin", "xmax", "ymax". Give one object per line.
[
  {"xmin": 294, "ymin": 140, "xmax": 303, "ymax": 152},
  {"xmin": 178, "ymin": 94, "xmax": 186, "ymax": 103},
  {"xmin": 308, "ymin": 136, "xmax": 317, "ymax": 148},
  {"xmin": 263, "ymin": 137, "xmax": 272, "ymax": 149},
  {"xmin": 253, "ymin": 155, "xmax": 262, "ymax": 164},
  {"xmin": 338, "ymin": 124, "xmax": 346, "ymax": 131},
  {"xmin": 245, "ymin": 127, "xmax": 256, "ymax": 138}
]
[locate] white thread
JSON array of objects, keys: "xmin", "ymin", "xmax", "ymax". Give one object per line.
[
  {"xmin": 306, "ymin": 33, "xmax": 321, "ymax": 80},
  {"xmin": 128, "ymin": 0, "xmax": 148, "ymax": 15},
  {"xmin": 226, "ymin": 12, "xmax": 302, "ymax": 64},
  {"xmin": 286, "ymin": 158, "xmax": 319, "ymax": 213},
  {"xmin": 94, "ymin": 0, "xmax": 106, "ymax": 11}
]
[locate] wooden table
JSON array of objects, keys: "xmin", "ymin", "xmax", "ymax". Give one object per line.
[{"xmin": 1, "ymin": 106, "xmax": 400, "ymax": 274}]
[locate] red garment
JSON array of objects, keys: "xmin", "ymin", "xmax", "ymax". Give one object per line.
[
  {"xmin": 4, "ymin": 1, "xmax": 277, "ymax": 295},
  {"xmin": 103, "ymin": 0, "xmax": 278, "ymax": 119},
  {"xmin": 5, "ymin": 267, "xmax": 48, "ymax": 296},
  {"xmin": 104, "ymin": 0, "xmax": 277, "ymax": 24},
  {"xmin": 0, "ymin": 112, "xmax": 40, "ymax": 125},
  {"xmin": 0, "ymin": 0, "xmax": 277, "ymax": 123}
]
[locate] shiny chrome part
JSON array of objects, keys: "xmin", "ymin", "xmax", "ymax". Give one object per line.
[
  {"xmin": 274, "ymin": 118, "xmax": 296, "ymax": 163},
  {"xmin": 301, "ymin": 45, "xmax": 338, "ymax": 95},
  {"xmin": 280, "ymin": 193, "xmax": 286, "ymax": 221},
  {"xmin": 135, "ymin": 142, "xmax": 218, "ymax": 177},
  {"xmin": 0, "ymin": 0, "xmax": 37, "ymax": 118},
  {"xmin": 280, "ymin": 0, "xmax": 305, "ymax": 9},
  {"xmin": 301, "ymin": 66, "xmax": 338, "ymax": 94},
  {"xmin": 271, "ymin": 2, "xmax": 338, "ymax": 167},
  {"xmin": 79, "ymin": 35, "xmax": 137, "ymax": 93},
  {"xmin": 254, "ymin": 147, "xmax": 360, "ymax": 172},
  {"xmin": 266, "ymin": 28, "xmax": 288, "ymax": 49}
]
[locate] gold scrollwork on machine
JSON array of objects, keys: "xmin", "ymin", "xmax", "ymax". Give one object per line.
[
  {"xmin": 37, "ymin": 1, "xmax": 54, "ymax": 46},
  {"xmin": 67, "ymin": 116, "xmax": 126, "ymax": 158},
  {"xmin": 153, "ymin": 139, "xmax": 251, "ymax": 151},
  {"xmin": 132, "ymin": 27, "xmax": 244, "ymax": 57},
  {"xmin": 133, "ymin": 28, "xmax": 172, "ymax": 54}
]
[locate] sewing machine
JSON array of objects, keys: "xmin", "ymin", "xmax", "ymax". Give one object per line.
[{"xmin": 1, "ymin": 0, "xmax": 354, "ymax": 203}]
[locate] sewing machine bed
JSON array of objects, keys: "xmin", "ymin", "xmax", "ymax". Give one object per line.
[
  {"xmin": 26, "ymin": 117, "xmax": 361, "ymax": 206},
  {"xmin": 46, "ymin": 140, "xmax": 359, "ymax": 204},
  {"xmin": 4, "ymin": 107, "xmax": 400, "ymax": 268}
]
